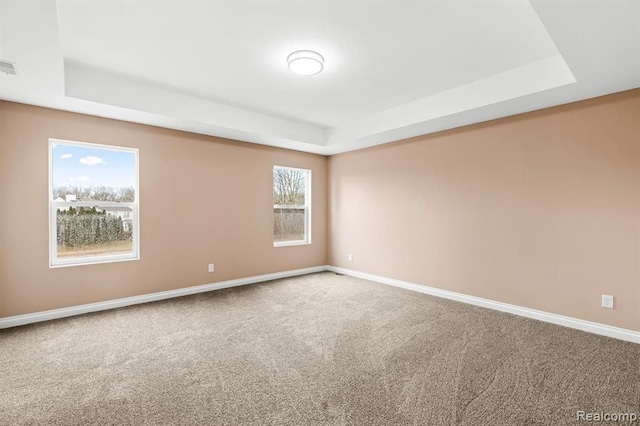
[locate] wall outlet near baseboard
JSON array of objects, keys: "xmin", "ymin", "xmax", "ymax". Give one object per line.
[
  {"xmin": 208, "ymin": 263, "xmax": 215, "ymax": 273},
  {"xmin": 348, "ymin": 254, "xmax": 353, "ymax": 261},
  {"xmin": 601, "ymin": 294, "xmax": 614, "ymax": 309}
]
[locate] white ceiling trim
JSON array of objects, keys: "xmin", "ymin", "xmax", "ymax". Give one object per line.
[
  {"xmin": 326, "ymin": 54, "xmax": 576, "ymax": 150},
  {"xmin": 64, "ymin": 60, "xmax": 327, "ymax": 148},
  {"xmin": 0, "ymin": 0, "xmax": 639, "ymax": 155}
]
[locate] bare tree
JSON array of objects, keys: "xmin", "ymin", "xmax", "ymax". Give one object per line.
[
  {"xmin": 53, "ymin": 186, "xmax": 91, "ymax": 200},
  {"xmin": 92, "ymin": 186, "xmax": 114, "ymax": 201},
  {"xmin": 117, "ymin": 186, "xmax": 135, "ymax": 202},
  {"xmin": 52, "ymin": 185, "xmax": 135, "ymax": 202},
  {"xmin": 273, "ymin": 169, "xmax": 305, "ymax": 205}
]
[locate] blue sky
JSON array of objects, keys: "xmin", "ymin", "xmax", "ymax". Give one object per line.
[{"xmin": 52, "ymin": 142, "xmax": 136, "ymax": 189}]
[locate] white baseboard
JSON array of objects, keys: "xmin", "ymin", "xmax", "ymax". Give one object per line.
[
  {"xmin": 0, "ymin": 266, "xmax": 328, "ymax": 330},
  {"xmin": 327, "ymin": 266, "xmax": 640, "ymax": 344}
]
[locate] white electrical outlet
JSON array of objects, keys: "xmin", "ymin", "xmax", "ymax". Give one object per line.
[
  {"xmin": 348, "ymin": 254, "xmax": 353, "ymax": 261},
  {"xmin": 601, "ymin": 294, "xmax": 614, "ymax": 309},
  {"xmin": 208, "ymin": 263, "xmax": 215, "ymax": 273}
]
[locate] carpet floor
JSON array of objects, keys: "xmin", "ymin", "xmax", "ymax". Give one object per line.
[{"xmin": 1, "ymin": 272, "xmax": 639, "ymax": 425}]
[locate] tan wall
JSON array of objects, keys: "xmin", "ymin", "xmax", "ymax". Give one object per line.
[
  {"xmin": 0, "ymin": 101, "xmax": 327, "ymax": 318},
  {"xmin": 329, "ymin": 89, "xmax": 640, "ymax": 332},
  {"xmin": 3, "ymin": 90, "xmax": 639, "ymax": 332}
]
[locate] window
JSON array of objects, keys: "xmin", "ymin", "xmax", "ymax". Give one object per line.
[
  {"xmin": 273, "ymin": 166, "xmax": 311, "ymax": 246},
  {"xmin": 49, "ymin": 139, "xmax": 139, "ymax": 267}
]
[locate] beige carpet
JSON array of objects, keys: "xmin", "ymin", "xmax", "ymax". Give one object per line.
[{"xmin": 1, "ymin": 272, "xmax": 638, "ymax": 425}]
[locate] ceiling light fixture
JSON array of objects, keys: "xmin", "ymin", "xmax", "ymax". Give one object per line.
[{"xmin": 287, "ymin": 50, "xmax": 324, "ymax": 76}]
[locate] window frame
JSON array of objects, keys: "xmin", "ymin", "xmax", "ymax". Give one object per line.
[
  {"xmin": 48, "ymin": 138, "xmax": 140, "ymax": 268},
  {"xmin": 273, "ymin": 165, "xmax": 312, "ymax": 247}
]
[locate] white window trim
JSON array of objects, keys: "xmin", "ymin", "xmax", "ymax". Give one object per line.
[
  {"xmin": 273, "ymin": 165, "xmax": 312, "ymax": 247},
  {"xmin": 48, "ymin": 138, "xmax": 140, "ymax": 268}
]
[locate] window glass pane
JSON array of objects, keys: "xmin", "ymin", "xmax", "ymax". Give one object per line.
[
  {"xmin": 55, "ymin": 204, "xmax": 134, "ymax": 259},
  {"xmin": 51, "ymin": 143, "xmax": 136, "ymax": 201},
  {"xmin": 273, "ymin": 207, "xmax": 305, "ymax": 242},
  {"xmin": 273, "ymin": 168, "xmax": 306, "ymax": 206}
]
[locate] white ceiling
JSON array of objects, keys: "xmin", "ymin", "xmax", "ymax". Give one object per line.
[{"xmin": 0, "ymin": 0, "xmax": 639, "ymax": 155}]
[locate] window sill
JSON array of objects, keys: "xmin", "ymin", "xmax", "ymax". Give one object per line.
[
  {"xmin": 273, "ymin": 241, "xmax": 311, "ymax": 248},
  {"xmin": 50, "ymin": 255, "xmax": 140, "ymax": 269}
]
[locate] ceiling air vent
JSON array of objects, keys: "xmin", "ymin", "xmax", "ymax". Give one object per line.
[{"xmin": 0, "ymin": 60, "xmax": 17, "ymax": 75}]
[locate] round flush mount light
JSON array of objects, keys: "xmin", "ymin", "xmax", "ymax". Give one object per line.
[{"xmin": 287, "ymin": 50, "xmax": 324, "ymax": 76}]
